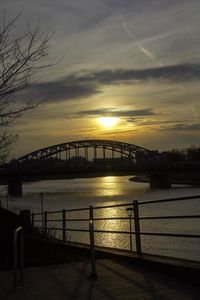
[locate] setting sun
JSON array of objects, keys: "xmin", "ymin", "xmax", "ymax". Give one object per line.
[{"xmin": 98, "ymin": 117, "xmax": 119, "ymax": 128}]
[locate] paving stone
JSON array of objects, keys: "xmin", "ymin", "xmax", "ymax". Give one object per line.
[{"xmin": 0, "ymin": 259, "xmax": 199, "ymax": 300}]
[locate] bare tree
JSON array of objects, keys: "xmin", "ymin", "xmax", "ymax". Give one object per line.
[{"xmin": 0, "ymin": 12, "xmax": 52, "ymax": 163}]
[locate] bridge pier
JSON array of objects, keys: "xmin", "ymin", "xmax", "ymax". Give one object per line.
[
  {"xmin": 150, "ymin": 174, "xmax": 171, "ymax": 189},
  {"xmin": 8, "ymin": 180, "xmax": 23, "ymax": 196}
]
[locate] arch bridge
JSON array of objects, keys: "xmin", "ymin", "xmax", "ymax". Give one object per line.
[
  {"xmin": 4, "ymin": 140, "xmax": 160, "ymax": 196},
  {"xmin": 17, "ymin": 139, "xmax": 153, "ymax": 163}
]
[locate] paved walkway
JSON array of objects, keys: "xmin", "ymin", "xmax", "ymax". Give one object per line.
[{"xmin": 0, "ymin": 259, "xmax": 199, "ymax": 300}]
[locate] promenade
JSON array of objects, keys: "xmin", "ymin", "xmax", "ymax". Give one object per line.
[{"xmin": 1, "ymin": 259, "xmax": 199, "ymax": 300}]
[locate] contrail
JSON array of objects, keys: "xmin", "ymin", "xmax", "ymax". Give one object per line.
[
  {"xmin": 177, "ymin": 85, "xmax": 186, "ymax": 91},
  {"xmin": 122, "ymin": 18, "xmax": 133, "ymax": 38},
  {"xmin": 136, "ymin": 42, "xmax": 156, "ymax": 60},
  {"xmin": 122, "ymin": 16, "xmax": 156, "ymax": 61}
]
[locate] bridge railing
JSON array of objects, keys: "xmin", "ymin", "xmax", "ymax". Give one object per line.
[{"xmin": 31, "ymin": 195, "xmax": 200, "ymax": 260}]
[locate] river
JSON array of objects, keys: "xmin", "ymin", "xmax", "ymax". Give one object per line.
[{"xmin": 1, "ymin": 176, "xmax": 200, "ymax": 262}]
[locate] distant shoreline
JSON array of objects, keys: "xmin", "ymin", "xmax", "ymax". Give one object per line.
[
  {"xmin": 129, "ymin": 176, "xmax": 149, "ymax": 183},
  {"xmin": 129, "ymin": 175, "xmax": 200, "ymax": 186}
]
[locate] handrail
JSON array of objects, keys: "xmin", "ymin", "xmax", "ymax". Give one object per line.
[
  {"xmin": 35, "ymin": 227, "xmax": 200, "ymax": 239},
  {"xmin": 34, "ymin": 206, "xmax": 89, "ymax": 216},
  {"xmin": 31, "ymin": 194, "xmax": 200, "ymax": 216},
  {"xmin": 13, "ymin": 226, "xmax": 24, "ymax": 288},
  {"xmin": 31, "ymin": 194, "xmax": 200, "ymax": 263},
  {"xmin": 33, "ymin": 215, "xmax": 200, "ymax": 222},
  {"xmin": 139, "ymin": 194, "xmax": 200, "ymax": 205}
]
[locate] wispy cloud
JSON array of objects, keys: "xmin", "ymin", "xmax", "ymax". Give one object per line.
[
  {"xmin": 68, "ymin": 63, "xmax": 200, "ymax": 86},
  {"xmin": 74, "ymin": 108, "xmax": 156, "ymax": 118},
  {"xmin": 160, "ymin": 123, "xmax": 200, "ymax": 131}
]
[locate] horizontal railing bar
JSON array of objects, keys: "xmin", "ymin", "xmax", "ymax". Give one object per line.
[
  {"xmin": 64, "ymin": 218, "xmax": 90, "ymax": 222},
  {"xmin": 35, "ymin": 218, "xmax": 90, "ymax": 222},
  {"xmin": 33, "ymin": 207, "xmax": 89, "ymax": 216},
  {"xmin": 44, "ymin": 219, "xmax": 90, "ymax": 222},
  {"xmin": 64, "ymin": 207, "xmax": 89, "ymax": 212},
  {"xmin": 39, "ymin": 227, "xmax": 89, "ymax": 232},
  {"xmin": 34, "ymin": 219, "xmax": 61, "ymax": 222},
  {"xmin": 94, "ymin": 202, "xmax": 132, "ymax": 210},
  {"xmin": 37, "ymin": 226, "xmax": 200, "ymax": 238},
  {"xmin": 93, "ymin": 230, "xmax": 200, "ymax": 238},
  {"xmin": 140, "ymin": 232, "xmax": 200, "ymax": 238},
  {"xmin": 46, "ymin": 210, "xmax": 63, "ymax": 214},
  {"xmin": 47, "ymin": 207, "xmax": 89, "ymax": 214},
  {"xmin": 32, "ymin": 195, "xmax": 200, "ymax": 216},
  {"xmin": 34, "ymin": 215, "xmax": 200, "ymax": 223},
  {"xmin": 73, "ymin": 215, "xmax": 200, "ymax": 221},
  {"xmin": 38, "ymin": 227, "xmax": 134, "ymax": 234},
  {"xmin": 93, "ymin": 217, "xmax": 132, "ymax": 221},
  {"xmin": 94, "ymin": 229, "xmax": 135, "ymax": 234},
  {"xmin": 139, "ymin": 215, "xmax": 200, "ymax": 220},
  {"xmin": 139, "ymin": 195, "xmax": 200, "ymax": 205},
  {"xmin": 33, "ymin": 204, "xmax": 133, "ymax": 216},
  {"xmin": 33, "ymin": 210, "xmax": 61, "ymax": 216},
  {"xmin": 34, "ymin": 217, "xmax": 132, "ymax": 222}
]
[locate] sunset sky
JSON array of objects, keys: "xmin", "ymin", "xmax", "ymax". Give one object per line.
[{"xmin": 2, "ymin": 0, "xmax": 200, "ymax": 157}]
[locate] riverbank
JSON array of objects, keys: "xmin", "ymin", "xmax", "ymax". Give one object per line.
[{"xmin": 129, "ymin": 175, "xmax": 200, "ymax": 186}]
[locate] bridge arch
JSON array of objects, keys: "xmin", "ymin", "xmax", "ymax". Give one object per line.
[{"xmin": 16, "ymin": 139, "xmax": 153, "ymax": 163}]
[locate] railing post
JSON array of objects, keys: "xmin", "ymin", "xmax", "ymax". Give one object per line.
[
  {"xmin": 13, "ymin": 227, "xmax": 24, "ymax": 288},
  {"xmin": 62, "ymin": 209, "xmax": 66, "ymax": 242},
  {"xmin": 13, "ymin": 232, "xmax": 17, "ymax": 287},
  {"xmin": 44, "ymin": 211, "xmax": 47, "ymax": 235},
  {"xmin": 20, "ymin": 210, "xmax": 31, "ymax": 233},
  {"xmin": 129, "ymin": 214, "xmax": 133, "ymax": 251},
  {"xmin": 133, "ymin": 200, "xmax": 142, "ymax": 255},
  {"xmin": 31, "ymin": 213, "xmax": 34, "ymax": 227},
  {"xmin": 20, "ymin": 230, "xmax": 24, "ymax": 281},
  {"xmin": 126, "ymin": 207, "xmax": 133, "ymax": 251},
  {"xmin": 89, "ymin": 205, "xmax": 97, "ymax": 278},
  {"xmin": 40, "ymin": 192, "xmax": 44, "ymax": 228}
]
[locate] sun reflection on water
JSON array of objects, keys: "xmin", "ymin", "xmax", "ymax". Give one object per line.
[
  {"xmin": 94, "ymin": 194, "xmax": 131, "ymax": 249},
  {"xmin": 96, "ymin": 176, "xmax": 124, "ymax": 197}
]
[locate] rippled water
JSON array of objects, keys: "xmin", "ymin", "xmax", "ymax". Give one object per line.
[{"xmin": 1, "ymin": 176, "xmax": 200, "ymax": 261}]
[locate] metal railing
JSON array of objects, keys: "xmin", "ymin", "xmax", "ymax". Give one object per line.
[
  {"xmin": 31, "ymin": 195, "xmax": 200, "ymax": 273},
  {"xmin": 13, "ymin": 227, "xmax": 24, "ymax": 288}
]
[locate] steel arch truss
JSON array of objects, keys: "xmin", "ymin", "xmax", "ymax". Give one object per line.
[{"xmin": 17, "ymin": 140, "xmax": 153, "ymax": 163}]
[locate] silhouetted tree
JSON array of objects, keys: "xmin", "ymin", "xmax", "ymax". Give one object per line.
[
  {"xmin": 168, "ymin": 149, "xmax": 186, "ymax": 161},
  {"xmin": 0, "ymin": 12, "xmax": 52, "ymax": 163},
  {"xmin": 186, "ymin": 146, "xmax": 200, "ymax": 161}
]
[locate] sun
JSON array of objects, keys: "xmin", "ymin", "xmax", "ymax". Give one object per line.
[{"xmin": 98, "ymin": 117, "xmax": 119, "ymax": 128}]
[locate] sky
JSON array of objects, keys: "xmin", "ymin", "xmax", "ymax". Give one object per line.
[{"xmin": 2, "ymin": 0, "xmax": 200, "ymax": 157}]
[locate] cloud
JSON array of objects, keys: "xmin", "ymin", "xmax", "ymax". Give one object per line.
[
  {"xmin": 73, "ymin": 63, "xmax": 200, "ymax": 84},
  {"xmin": 15, "ymin": 62, "xmax": 200, "ymax": 105},
  {"xmin": 74, "ymin": 108, "xmax": 155, "ymax": 118},
  {"xmin": 160, "ymin": 123, "xmax": 200, "ymax": 131},
  {"xmin": 16, "ymin": 79, "xmax": 100, "ymax": 104}
]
